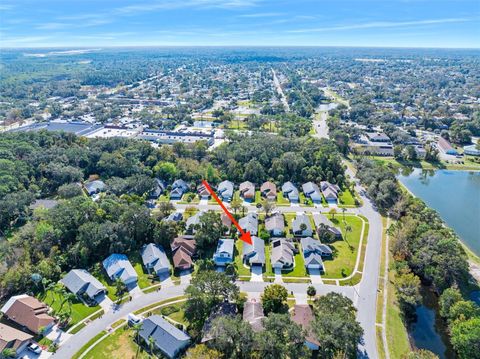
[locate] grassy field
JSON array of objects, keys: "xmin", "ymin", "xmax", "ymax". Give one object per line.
[
  {"xmin": 152, "ymin": 302, "xmax": 188, "ymax": 326},
  {"xmin": 226, "ymin": 119, "xmax": 248, "ymax": 130},
  {"xmin": 71, "ymin": 331, "xmax": 107, "ymax": 359},
  {"xmin": 369, "ymin": 155, "xmax": 480, "ymax": 171},
  {"xmin": 129, "ymin": 252, "xmax": 159, "ymax": 289},
  {"xmin": 37, "ymin": 290, "xmax": 99, "ymax": 327},
  {"xmin": 234, "ymin": 239, "xmax": 252, "ymax": 277},
  {"xmin": 298, "ymin": 193, "xmax": 314, "ymax": 206},
  {"xmin": 282, "ymin": 244, "xmax": 307, "ymax": 278},
  {"xmin": 263, "ymin": 242, "xmax": 274, "ymax": 278},
  {"xmin": 321, "ymin": 214, "xmax": 365, "ymax": 279},
  {"xmin": 276, "ymin": 192, "xmax": 290, "ymax": 205},
  {"xmin": 283, "ymin": 213, "xmax": 296, "ymax": 238},
  {"xmin": 338, "ymin": 188, "xmax": 357, "ymax": 206}
]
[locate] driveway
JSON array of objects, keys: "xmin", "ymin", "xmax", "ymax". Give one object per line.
[
  {"xmin": 309, "ymin": 269, "xmax": 323, "ymax": 284},
  {"xmin": 179, "ymin": 270, "xmax": 192, "ymax": 285},
  {"xmin": 250, "ymin": 265, "xmax": 263, "ymax": 282},
  {"xmin": 45, "ymin": 325, "xmax": 72, "ymax": 345},
  {"xmin": 128, "ymin": 285, "xmax": 143, "ymax": 298},
  {"xmin": 97, "ymin": 294, "xmax": 114, "ymax": 313},
  {"xmin": 274, "ymin": 268, "xmax": 283, "ymax": 283}
]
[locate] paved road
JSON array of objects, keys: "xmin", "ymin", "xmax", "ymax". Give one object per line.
[
  {"xmin": 272, "ymin": 68, "xmax": 290, "ymax": 112},
  {"xmin": 313, "ymin": 111, "xmax": 329, "ymax": 139}
]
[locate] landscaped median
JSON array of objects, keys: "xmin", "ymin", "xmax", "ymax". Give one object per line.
[{"xmin": 73, "ymin": 296, "xmax": 187, "ymax": 359}]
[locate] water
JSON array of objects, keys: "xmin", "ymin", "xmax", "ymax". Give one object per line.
[{"xmin": 397, "ymin": 169, "xmax": 480, "ymax": 256}]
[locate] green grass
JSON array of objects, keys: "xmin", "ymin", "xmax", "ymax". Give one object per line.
[
  {"xmin": 132, "ymin": 296, "xmax": 187, "ymax": 315},
  {"xmin": 321, "ymin": 214, "xmax": 365, "ymax": 279},
  {"xmin": 282, "ymin": 243, "xmax": 307, "ymax": 278},
  {"xmin": 234, "ymin": 240, "xmax": 252, "ymax": 277},
  {"xmin": 71, "ymin": 331, "xmax": 107, "ymax": 359},
  {"xmin": 142, "ymin": 284, "xmax": 162, "ymax": 294},
  {"xmin": 38, "ymin": 336, "xmax": 53, "ymax": 347},
  {"xmin": 298, "ymin": 193, "xmax": 314, "ymax": 207},
  {"xmin": 37, "ymin": 290, "xmax": 100, "ymax": 328},
  {"xmin": 152, "ymin": 302, "xmax": 188, "ymax": 326},
  {"xmin": 263, "ymin": 242, "xmax": 274, "ymax": 278},
  {"xmin": 283, "ymin": 213, "xmax": 296, "ymax": 238},
  {"xmin": 369, "ymin": 155, "xmax": 480, "ymax": 171},
  {"xmin": 254, "ymin": 191, "xmax": 262, "ymax": 204},
  {"xmin": 90, "ymin": 264, "xmax": 120, "ymax": 301},
  {"xmin": 338, "ymin": 189, "xmax": 357, "ymax": 207},
  {"xmin": 111, "ymin": 319, "xmax": 126, "ymax": 329},
  {"xmin": 276, "ymin": 192, "xmax": 290, "ymax": 206},
  {"xmin": 69, "ymin": 322, "xmax": 86, "ymax": 334},
  {"xmin": 226, "ymin": 119, "xmax": 248, "ymax": 130},
  {"xmin": 129, "ymin": 252, "xmax": 159, "ymax": 289}
]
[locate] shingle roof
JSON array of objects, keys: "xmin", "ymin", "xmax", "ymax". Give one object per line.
[
  {"xmin": 239, "ymin": 181, "xmax": 255, "ymax": 198},
  {"xmin": 0, "ymin": 295, "xmax": 54, "ymax": 334},
  {"xmin": 60, "ymin": 269, "xmax": 106, "ymax": 299},
  {"xmin": 214, "ymin": 238, "xmax": 234, "ymax": 257},
  {"xmin": 239, "ymin": 213, "xmax": 258, "ymax": 235},
  {"xmin": 291, "ymin": 305, "xmax": 320, "ymax": 346},
  {"xmin": 292, "ymin": 214, "xmax": 312, "ymax": 234},
  {"xmin": 139, "ymin": 315, "xmax": 190, "ymax": 358},
  {"xmin": 270, "ymin": 239, "xmax": 295, "ymax": 267},
  {"xmin": 243, "ymin": 300, "xmax": 265, "ymax": 332},
  {"xmin": 0, "ymin": 323, "xmax": 33, "ymax": 351},
  {"xmin": 201, "ymin": 302, "xmax": 237, "ymax": 342},
  {"xmin": 102, "ymin": 254, "xmax": 137, "ymax": 284},
  {"xmin": 260, "ymin": 181, "xmax": 277, "ymax": 197},
  {"xmin": 141, "ymin": 243, "xmax": 170, "ymax": 274},
  {"xmin": 218, "ymin": 180, "xmax": 234, "ymax": 199},
  {"xmin": 243, "ymin": 236, "xmax": 265, "ymax": 265},
  {"xmin": 302, "ymin": 182, "xmax": 320, "ymax": 195},
  {"xmin": 84, "ymin": 180, "xmax": 106, "ymax": 195},
  {"xmin": 265, "ymin": 213, "xmax": 285, "ymax": 232}
]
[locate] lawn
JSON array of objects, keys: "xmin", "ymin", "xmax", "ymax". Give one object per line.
[
  {"xmin": 369, "ymin": 155, "xmax": 480, "ymax": 171},
  {"xmin": 321, "ymin": 214, "xmax": 365, "ymax": 279},
  {"xmin": 72, "ymin": 331, "xmax": 107, "ymax": 359},
  {"xmin": 83, "ymin": 327, "xmax": 151, "ymax": 359},
  {"xmin": 152, "ymin": 302, "xmax": 188, "ymax": 327},
  {"xmin": 253, "ymin": 190, "xmax": 262, "ymax": 204},
  {"xmin": 90, "ymin": 264, "xmax": 121, "ymax": 301},
  {"xmin": 282, "ymin": 244, "xmax": 307, "ymax": 278},
  {"xmin": 263, "ymin": 242, "xmax": 274, "ymax": 278},
  {"xmin": 338, "ymin": 188, "xmax": 357, "ymax": 207},
  {"xmin": 129, "ymin": 252, "xmax": 159, "ymax": 289},
  {"xmin": 37, "ymin": 290, "xmax": 100, "ymax": 327},
  {"xmin": 226, "ymin": 120, "xmax": 248, "ymax": 130},
  {"xmin": 234, "ymin": 240, "xmax": 252, "ymax": 277},
  {"xmin": 276, "ymin": 192, "xmax": 290, "ymax": 206},
  {"xmin": 178, "ymin": 193, "xmax": 200, "ymax": 204},
  {"xmin": 283, "ymin": 213, "xmax": 296, "ymax": 238},
  {"xmin": 298, "ymin": 193, "xmax": 313, "ymax": 207}
]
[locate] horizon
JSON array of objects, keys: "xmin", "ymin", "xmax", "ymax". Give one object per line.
[{"xmin": 1, "ymin": 0, "xmax": 479, "ymax": 49}]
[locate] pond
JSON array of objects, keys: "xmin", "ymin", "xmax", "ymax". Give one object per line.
[{"xmin": 397, "ymin": 169, "xmax": 480, "ymax": 256}]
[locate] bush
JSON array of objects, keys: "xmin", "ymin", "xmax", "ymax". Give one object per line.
[{"xmin": 161, "ymin": 305, "xmax": 180, "ymax": 316}]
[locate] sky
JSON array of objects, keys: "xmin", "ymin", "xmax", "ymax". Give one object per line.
[{"xmin": 0, "ymin": 0, "xmax": 479, "ymax": 48}]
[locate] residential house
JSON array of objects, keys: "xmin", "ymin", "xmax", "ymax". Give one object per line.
[
  {"xmin": 141, "ymin": 243, "xmax": 171, "ymax": 277},
  {"xmin": 102, "ymin": 254, "xmax": 138, "ymax": 286},
  {"xmin": 139, "ymin": 315, "xmax": 190, "ymax": 359},
  {"xmin": 437, "ymin": 137, "xmax": 458, "ymax": 155},
  {"xmin": 291, "ymin": 305, "xmax": 320, "ymax": 350},
  {"xmin": 242, "ymin": 236, "xmax": 265, "ymax": 266},
  {"xmin": 197, "ymin": 184, "xmax": 210, "ymax": 199},
  {"xmin": 260, "ymin": 181, "xmax": 277, "ymax": 201},
  {"xmin": 171, "ymin": 237, "xmax": 196, "ymax": 271},
  {"xmin": 60, "ymin": 269, "xmax": 107, "ymax": 303},
  {"xmin": 320, "ymin": 181, "xmax": 340, "ymax": 203},
  {"xmin": 292, "ymin": 214, "xmax": 313, "ymax": 237},
  {"xmin": 239, "ymin": 181, "xmax": 255, "ymax": 201},
  {"xmin": 282, "ymin": 181, "xmax": 299, "ymax": 203},
  {"xmin": 464, "ymin": 144, "xmax": 480, "ymax": 156},
  {"xmin": 164, "ymin": 212, "xmax": 183, "ymax": 223},
  {"xmin": 185, "ymin": 211, "xmax": 204, "ymax": 234},
  {"xmin": 239, "ymin": 213, "xmax": 258, "ymax": 236},
  {"xmin": 243, "ymin": 299, "xmax": 265, "ymax": 332},
  {"xmin": 365, "ymin": 132, "xmax": 390, "ymax": 142},
  {"xmin": 0, "ymin": 295, "xmax": 55, "ymax": 334},
  {"xmin": 213, "ymin": 238, "xmax": 235, "ymax": 266},
  {"xmin": 221, "ymin": 212, "xmax": 232, "ymax": 231},
  {"xmin": 313, "ymin": 213, "xmax": 342, "ymax": 239},
  {"xmin": 170, "ymin": 179, "xmax": 189, "ymax": 200},
  {"xmin": 271, "ymin": 238, "xmax": 296, "ymax": 269},
  {"xmin": 217, "ymin": 180, "xmax": 234, "ymax": 202},
  {"xmin": 202, "ymin": 302, "xmax": 237, "ymax": 343},
  {"xmin": 264, "ymin": 213, "xmax": 285, "ymax": 236},
  {"xmin": 302, "ymin": 182, "xmax": 322, "ymax": 204},
  {"xmin": 0, "ymin": 323, "xmax": 33, "ymax": 354},
  {"xmin": 84, "ymin": 180, "xmax": 106, "ymax": 196},
  {"xmin": 149, "ymin": 179, "xmax": 166, "ymax": 199},
  {"xmin": 300, "ymin": 237, "xmax": 332, "ymax": 271}
]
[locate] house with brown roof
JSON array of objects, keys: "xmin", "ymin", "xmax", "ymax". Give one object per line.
[
  {"xmin": 239, "ymin": 181, "xmax": 255, "ymax": 201},
  {"xmin": 260, "ymin": 181, "xmax": 277, "ymax": 201},
  {"xmin": 0, "ymin": 323, "xmax": 33, "ymax": 354},
  {"xmin": 0, "ymin": 295, "xmax": 55, "ymax": 334},
  {"xmin": 291, "ymin": 305, "xmax": 320, "ymax": 350},
  {"xmin": 171, "ymin": 237, "xmax": 196, "ymax": 271}
]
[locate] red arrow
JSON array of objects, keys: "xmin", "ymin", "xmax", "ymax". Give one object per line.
[{"xmin": 201, "ymin": 179, "xmax": 252, "ymax": 245}]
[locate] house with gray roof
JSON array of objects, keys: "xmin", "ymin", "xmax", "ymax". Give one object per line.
[
  {"xmin": 139, "ymin": 315, "xmax": 190, "ymax": 358},
  {"xmin": 292, "ymin": 214, "xmax": 313, "ymax": 237},
  {"xmin": 239, "ymin": 181, "xmax": 255, "ymax": 201},
  {"xmin": 102, "ymin": 254, "xmax": 137, "ymax": 286},
  {"xmin": 271, "ymin": 238, "xmax": 296, "ymax": 269},
  {"xmin": 170, "ymin": 179, "xmax": 189, "ymax": 200},
  {"xmin": 300, "ymin": 237, "xmax": 332, "ymax": 271},
  {"xmin": 185, "ymin": 211, "xmax": 205, "ymax": 234},
  {"xmin": 239, "ymin": 213, "xmax": 258, "ymax": 235},
  {"xmin": 164, "ymin": 212, "xmax": 183, "ymax": 223},
  {"xmin": 84, "ymin": 180, "xmax": 106, "ymax": 196},
  {"xmin": 313, "ymin": 213, "xmax": 342, "ymax": 239},
  {"xmin": 302, "ymin": 182, "xmax": 322, "ymax": 204},
  {"xmin": 320, "ymin": 181, "xmax": 340, "ymax": 203},
  {"xmin": 282, "ymin": 181, "xmax": 299, "ymax": 203},
  {"xmin": 141, "ymin": 243, "xmax": 170, "ymax": 277},
  {"xmin": 217, "ymin": 180, "xmax": 234, "ymax": 202},
  {"xmin": 243, "ymin": 299, "xmax": 265, "ymax": 332},
  {"xmin": 60, "ymin": 269, "xmax": 106, "ymax": 303},
  {"xmin": 149, "ymin": 179, "xmax": 166, "ymax": 199},
  {"xmin": 243, "ymin": 236, "xmax": 265, "ymax": 266},
  {"xmin": 213, "ymin": 238, "xmax": 235, "ymax": 266},
  {"xmin": 265, "ymin": 213, "xmax": 285, "ymax": 236}
]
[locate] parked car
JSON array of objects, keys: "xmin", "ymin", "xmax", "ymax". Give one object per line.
[
  {"xmin": 28, "ymin": 343, "xmax": 42, "ymax": 354},
  {"xmin": 128, "ymin": 313, "xmax": 143, "ymax": 326}
]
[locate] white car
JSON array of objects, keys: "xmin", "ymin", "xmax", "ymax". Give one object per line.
[{"xmin": 27, "ymin": 343, "xmax": 42, "ymax": 354}]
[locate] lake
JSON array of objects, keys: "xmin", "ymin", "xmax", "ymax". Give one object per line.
[{"xmin": 398, "ymin": 169, "xmax": 480, "ymax": 256}]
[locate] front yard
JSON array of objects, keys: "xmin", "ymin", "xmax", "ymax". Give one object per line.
[{"xmin": 234, "ymin": 239, "xmax": 252, "ymax": 277}]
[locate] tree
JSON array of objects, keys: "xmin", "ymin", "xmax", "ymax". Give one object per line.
[
  {"xmin": 58, "ymin": 183, "xmax": 83, "ymax": 199},
  {"xmin": 154, "ymin": 161, "xmax": 177, "ymax": 181},
  {"xmin": 230, "ymin": 197, "xmax": 243, "ymax": 215},
  {"xmin": 307, "ymin": 286, "xmax": 317, "ymax": 299},
  {"xmin": 261, "ymin": 199, "xmax": 276, "ymax": 217},
  {"xmin": 114, "ymin": 279, "xmax": 127, "ymax": 302},
  {"xmin": 194, "ymin": 211, "xmax": 226, "ymax": 253},
  {"xmin": 208, "ymin": 316, "xmax": 255, "ymax": 359},
  {"xmin": 401, "ymin": 349, "xmax": 439, "ymax": 359},
  {"xmin": 450, "ymin": 317, "xmax": 480, "ymax": 359},
  {"xmin": 329, "ymin": 208, "xmax": 337, "ymax": 220},
  {"xmin": 439, "ymin": 287, "xmax": 462, "ymax": 318},
  {"xmin": 1, "ymin": 348, "xmax": 16, "ymax": 358},
  {"xmin": 448, "ymin": 300, "xmax": 480, "ymax": 324},
  {"xmin": 132, "ymin": 322, "xmax": 142, "ymax": 357},
  {"xmin": 256, "ymin": 313, "xmax": 309, "ymax": 359},
  {"xmin": 147, "ymin": 335, "xmax": 155, "ymax": 354},
  {"xmin": 344, "ymin": 224, "xmax": 352, "ymax": 246},
  {"xmin": 157, "ymin": 201, "xmax": 175, "ymax": 219},
  {"xmin": 311, "ymin": 293, "xmax": 363, "ymax": 359},
  {"xmin": 394, "ymin": 269, "xmax": 421, "ymax": 315},
  {"xmin": 341, "ymin": 207, "xmax": 347, "ymax": 222},
  {"xmin": 261, "ymin": 284, "xmax": 288, "ymax": 315},
  {"xmin": 185, "ymin": 344, "xmax": 222, "ymax": 359},
  {"xmin": 184, "ymin": 271, "xmax": 239, "ymax": 331}
]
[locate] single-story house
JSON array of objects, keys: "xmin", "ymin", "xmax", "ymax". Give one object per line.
[
  {"xmin": 300, "ymin": 237, "xmax": 332, "ymax": 271},
  {"xmin": 437, "ymin": 137, "xmax": 458, "ymax": 155},
  {"xmin": 291, "ymin": 305, "xmax": 320, "ymax": 350},
  {"xmin": 185, "ymin": 211, "xmax": 205, "ymax": 234},
  {"xmin": 292, "ymin": 214, "xmax": 313, "ymax": 237},
  {"xmin": 29, "ymin": 199, "xmax": 59, "ymax": 211},
  {"xmin": 271, "ymin": 238, "xmax": 296, "ymax": 269},
  {"xmin": 202, "ymin": 302, "xmax": 237, "ymax": 343},
  {"xmin": 320, "ymin": 181, "xmax": 340, "ymax": 203},
  {"xmin": 243, "ymin": 299, "xmax": 265, "ymax": 332},
  {"xmin": 84, "ymin": 180, "xmax": 106, "ymax": 196},
  {"xmin": 302, "ymin": 182, "xmax": 322, "ymax": 204},
  {"xmin": 221, "ymin": 212, "xmax": 232, "ymax": 231},
  {"xmin": 149, "ymin": 179, "xmax": 166, "ymax": 199},
  {"xmin": 239, "ymin": 181, "xmax": 255, "ymax": 201},
  {"xmin": 0, "ymin": 295, "xmax": 55, "ymax": 334},
  {"xmin": 171, "ymin": 237, "xmax": 196, "ymax": 271},
  {"xmin": 0, "ymin": 323, "xmax": 33, "ymax": 354},
  {"xmin": 313, "ymin": 213, "xmax": 342, "ymax": 239},
  {"xmin": 170, "ymin": 179, "xmax": 189, "ymax": 200},
  {"xmin": 213, "ymin": 238, "xmax": 235, "ymax": 266},
  {"xmin": 139, "ymin": 315, "xmax": 190, "ymax": 359},
  {"xmin": 260, "ymin": 181, "xmax": 277, "ymax": 201},
  {"xmin": 282, "ymin": 181, "xmax": 299, "ymax": 203},
  {"xmin": 239, "ymin": 213, "xmax": 258, "ymax": 236},
  {"xmin": 264, "ymin": 213, "xmax": 285, "ymax": 236},
  {"xmin": 464, "ymin": 144, "xmax": 480, "ymax": 156},
  {"xmin": 60, "ymin": 269, "xmax": 107, "ymax": 303},
  {"xmin": 242, "ymin": 236, "xmax": 265, "ymax": 266},
  {"xmin": 217, "ymin": 180, "xmax": 234, "ymax": 202},
  {"xmin": 102, "ymin": 254, "xmax": 138, "ymax": 286},
  {"xmin": 141, "ymin": 243, "xmax": 171, "ymax": 276},
  {"xmin": 197, "ymin": 184, "xmax": 210, "ymax": 199},
  {"xmin": 164, "ymin": 212, "xmax": 183, "ymax": 223}
]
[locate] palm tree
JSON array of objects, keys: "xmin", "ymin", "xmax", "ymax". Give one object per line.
[
  {"xmin": 132, "ymin": 323, "xmax": 142, "ymax": 358},
  {"xmin": 341, "ymin": 208, "xmax": 347, "ymax": 222},
  {"xmin": 344, "ymin": 224, "xmax": 352, "ymax": 248},
  {"xmin": 329, "ymin": 208, "xmax": 337, "ymax": 220},
  {"xmin": 307, "ymin": 286, "xmax": 316, "ymax": 299},
  {"xmin": 148, "ymin": 335, "xmax": 155, "ymax": 354}
]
